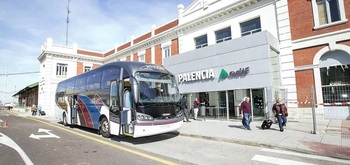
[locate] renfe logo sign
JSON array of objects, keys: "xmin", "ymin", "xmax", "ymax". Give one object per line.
[
  {"xmin": 178, "ymin": 69, "xmax": 215, "ymax": 82},
  {"xmin": 219, "ymin": 67, "xmax": 250, "ymax": 79}
]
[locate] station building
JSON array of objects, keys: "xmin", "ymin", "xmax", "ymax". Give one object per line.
[{"xmin": 37, "ymin": 0, "xmax": 350, "ymax": 120}]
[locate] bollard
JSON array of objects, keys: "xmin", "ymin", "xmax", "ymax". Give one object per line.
[{"xmin": 2, "ymin": 120, "xmax": 9, "ymax": 127}]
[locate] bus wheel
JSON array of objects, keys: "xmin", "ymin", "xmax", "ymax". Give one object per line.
[
  {"xmin": 63, "ymin": 113, "xmax": 68, "ymax": 126},
  {"xmin": 100, "ymin": 117, "xmax": 111, "ymax": 138}
]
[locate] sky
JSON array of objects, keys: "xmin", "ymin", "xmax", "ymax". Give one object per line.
[{"xmin": 0, "ymin": 0, "xmax": 193, "ymax": 104}]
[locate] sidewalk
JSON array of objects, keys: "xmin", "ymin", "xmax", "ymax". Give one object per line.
[
  {"xmin": 8, "ymin": 108, "xmax": 350, "ymax": 160},
  {"xmin": 179, "ymin": 118, "xmax": 350, "ymax": 160}
]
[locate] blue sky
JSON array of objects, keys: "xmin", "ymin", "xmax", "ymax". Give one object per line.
[{"xmin": 0, "ymin": 0, "xmax": 193, "ymax": 104}]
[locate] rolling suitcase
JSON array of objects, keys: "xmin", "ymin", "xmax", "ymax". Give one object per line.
[
  {"xmin": 40, "ymin": 110, "xmax": 46, "ymax": 116},
  {"xmin": 261, "ymin": 119, "xmax": 273, "ymax": 130}
]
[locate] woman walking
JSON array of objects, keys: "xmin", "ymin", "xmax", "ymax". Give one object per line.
[
  {"xmin": 272, "ymin": 98, "xmax": 288, "ymax": 132},
  {"xmin": 193, "ymin": 98, "xmax": 200, "ymax": 120}
]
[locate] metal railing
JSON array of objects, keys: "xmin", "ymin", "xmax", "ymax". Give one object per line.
[
  {"xmin": 196, "ymin": 43, "xmax": 208, "ymax": 49},
  {"xmin": 241, "ymin": 28, "xmax": 261, "ymax": 36},
  {"xmin": 321, "ymin": 84, "xmax": 350, "ymax": 104},
  {"xmin": 216, "ymin": 36, "xmax": 232, "ymax": 43}
]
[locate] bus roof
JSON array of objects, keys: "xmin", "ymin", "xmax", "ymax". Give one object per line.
[{"xmin": 58, "ymin": 61, "xmax": 171, "ymax": 84}]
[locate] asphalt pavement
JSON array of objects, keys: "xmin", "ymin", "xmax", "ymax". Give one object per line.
[{"xmin": 3, "ymin": 108, "xmax": 350, "ymax": 161}]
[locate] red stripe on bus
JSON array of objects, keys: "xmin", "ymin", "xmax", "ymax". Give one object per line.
[{"xmin": 77, "ymin": 98, "xmax": 94, "ymax": 128}]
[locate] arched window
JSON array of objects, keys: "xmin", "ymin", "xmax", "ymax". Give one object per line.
[{"xmin": 319, "ymin": 50, "xmax": 350, "ymax": 104}]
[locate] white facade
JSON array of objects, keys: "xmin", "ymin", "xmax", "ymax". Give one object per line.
[
  {"xmin": 37, "ymin": 0, "xmax": 298, "ymax": 118},
  {"xmin": 38, "ymin": 38, "xmax": 103, "ymax": 117}
]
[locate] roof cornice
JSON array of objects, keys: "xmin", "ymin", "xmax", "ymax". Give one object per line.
[
  {"xmin": 39, "ymin": 50, "xmax": 104, "ymax": 63},
  {"xmin": 104, "ymin": 0, "xmax": 263, "ymax": 62}
]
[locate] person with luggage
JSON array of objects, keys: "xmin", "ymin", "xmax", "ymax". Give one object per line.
[
  {"xmin": 31, "ymin": 104, "xmax": 37, "ymax": 116},
  {"xmin": 272, "ymin": 98, "xmax": 288, "ymax": 132},
  {"xmin": 240, "ymin": 97, "xmax": 252, "ymax": 130}
]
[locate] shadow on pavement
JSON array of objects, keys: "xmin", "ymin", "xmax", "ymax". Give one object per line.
[
  {"xmin": 111, "ymin": 131, "xmax": 180, "ymax": 145},
  {"xmin": 228, "ymin": 125, "xmax": 246, "ymax": 130}
]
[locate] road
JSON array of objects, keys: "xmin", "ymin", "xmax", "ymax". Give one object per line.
[
  {"xmin": 0, "ymin": 110, "xmax": 185, "ymax": 165},
  {"xmin": 1, "ymin": 110, "xmax": 349, "ymax": 165}
]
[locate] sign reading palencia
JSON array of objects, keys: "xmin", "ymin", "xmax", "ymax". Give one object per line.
[
  {"xmin": 178, "ymin": 69, "xmax": 215, "ymax": 82},
  {"xmin": 178, "ymin": 67, "xmax": 249, "ymax": 83}
]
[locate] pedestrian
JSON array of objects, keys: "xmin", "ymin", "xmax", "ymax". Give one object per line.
[
  {"xmin": 180, "ymin": 96, "xmax": 190, "ymax": 122},
  {"xmin": 37, "ymin": 105, "xmax": 42, "ymax": 116},
  {"xmin": 240, "ymin": 97, "xmax": 252, "ymax": 130},
  {"xmin": 31, "ymin": 104, "xmax": 37, "ymax": 116},
  {"xmin": 193, "ymin": 98, "xmax": 200, "ymax": 120},
  {"xmin": 272, "ymin": 98, "xmax": 288, "ymax": 132}
]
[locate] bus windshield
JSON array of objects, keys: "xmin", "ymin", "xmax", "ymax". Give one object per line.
[{"xmin": 135, "ymin": 72, "xmax": 179, "ymax": 103}]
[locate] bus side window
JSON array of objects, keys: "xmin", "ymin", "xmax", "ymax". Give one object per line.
[{"xmin": 110, "ymin": 81, "xmax": 120, "ymax": 113}]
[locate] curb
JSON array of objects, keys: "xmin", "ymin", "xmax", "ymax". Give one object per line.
[{"xmin": 171, "ymin": 132, "xmax": 350, "ymax": 161}]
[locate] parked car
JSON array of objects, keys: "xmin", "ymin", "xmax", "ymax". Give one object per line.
[{"xmin": 4, "ymin": 103, "xmax": 13, "ymax": 110}]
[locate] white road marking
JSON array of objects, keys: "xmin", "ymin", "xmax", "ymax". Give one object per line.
[
  {"xmin": 0, "ymin": 133, "xmax": 34, "ymax": 165},
  {"xmin": 29, "ymin": 128, "xmax": 60, "ymax": 140},
  {"xmin": 261, "ymin": 148, "xmax": 350, "ymax": 164},
  {"xmin": 252, "ymin": 155, "xmax": 317, "ymax": 165}
]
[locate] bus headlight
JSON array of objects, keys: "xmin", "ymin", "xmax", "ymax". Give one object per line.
[{"xmin": 136, "ymin": 113, "xmax": 154, "ymax": 121}]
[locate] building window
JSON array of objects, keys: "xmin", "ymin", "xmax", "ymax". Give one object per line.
[
  {"xmin": 215, "ymin": 27, "xmax": 231, "ymax": 43},
  {"xmin": 320, "ymin": 64, "xmax": 350, "ymax": 104},
  {"xmin": 56, "ymin": 63, "xmax": 67, "ymax": 76},
  {"xmin": 312, "ymin": 0, "xmax": 346, "ymax": 28},
  {"xmin": 240, "ymin": 17, "xmax": 261, "ymax": 36},
  {"xmin": 195, "ymin": 34, "xmax": 208, "ymax": 49},
  {"xmin": 163, "ymin": 46, "xmax": 171, "ymax": 58},
  {"xmin": 138, "ymin": 54, "xmax": 145, "ymax": 62},
  {"xmin": 84, "ymin": 66, "xmax": 92, "ymax": 72}
]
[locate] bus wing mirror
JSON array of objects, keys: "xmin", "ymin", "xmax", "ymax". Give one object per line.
[
  {"xmin": 130, "ymin": 77, "xmax": 139, "ymax": 103},
  {"xmin": 110, "ymin": 105, "xmax": 120, "ymax": 113}
]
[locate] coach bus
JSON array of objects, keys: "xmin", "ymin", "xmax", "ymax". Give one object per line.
[{"xmin": 55, "ymin": 61, "xmax": 183, "ymax": 138}]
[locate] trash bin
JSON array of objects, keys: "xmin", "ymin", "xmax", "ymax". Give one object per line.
[
  {"xmin": 200, "ymin": 103, "xmax": 206, "ymax": 121},
  {"xmin": 235, "ymin": 106, "xmax": 240, "ymax": 117}
]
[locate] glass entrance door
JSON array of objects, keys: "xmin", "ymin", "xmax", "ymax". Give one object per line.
[
  {"xmin": 228, "ymin": 88, "xmax": 265, "ymax": 120},
  {"xmin": 228, "ymin": 89, "xmax": 251, "ymax": 119},
  {"xmin": 251, "ymin": 88, "xmax": 265, "ymax": 121}
]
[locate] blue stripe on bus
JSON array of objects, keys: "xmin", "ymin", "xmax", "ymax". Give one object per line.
[{"xmin": 78, "ymin": 95, "xmax": 101, "ymax": 129}]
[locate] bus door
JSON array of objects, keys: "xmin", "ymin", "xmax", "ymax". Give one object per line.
[
  {"xmin": 71, "ymin": 95, "xmax": 78, "ymax": 125},
  {"xmin": 121, "ymin": 87, "xmax": 133, "ymax": 135},
  {"xmin": 110, "ymin": 80, "xmax": 121, "ymax": 121}
]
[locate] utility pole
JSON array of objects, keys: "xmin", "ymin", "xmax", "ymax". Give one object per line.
[
  {"xmin": 65, "ymin": 0, "xmax": 71, "ymax": 46},
  {"xmin": 311, "ymin": 85, "xmax": 317, "ymax": 134},
  {"xmin": 13, "ymin": 85, "xmax": 16, "ymax": 103},
  {"xmin": 2, "ymin": 64, "xmax": 7, "ymax": 104}
]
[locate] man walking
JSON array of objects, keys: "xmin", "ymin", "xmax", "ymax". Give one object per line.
[
  {"xmin": 180, "ymin": 96, "xmax": 190, "ymax": 122},
  {"xmin": 240, "ymin": 97, "xmax": 252, "ymax": 130}
]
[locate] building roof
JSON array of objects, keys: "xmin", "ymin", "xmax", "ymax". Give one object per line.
[{"xmin": 12, "ymin": 82, "xmax": 39, "ymax": 97}]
